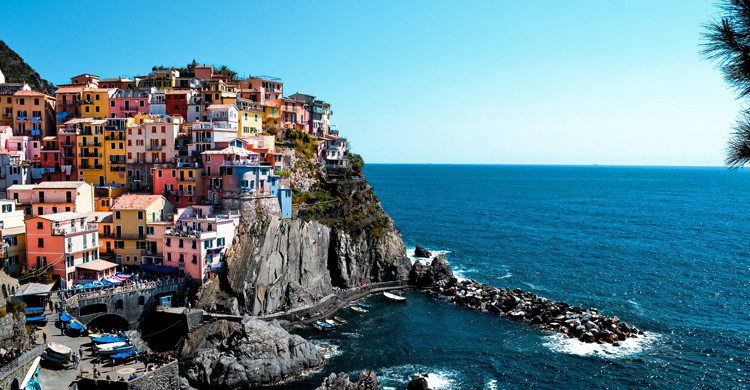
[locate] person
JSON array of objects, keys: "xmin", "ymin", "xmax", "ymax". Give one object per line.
[
  {"xmin": 79, "ymin": 347, "xmax": 84, "ymax": 360},
  {"xmin": 92, "ymin": 364, "xmax": 98, "ymax": 378},
  {"xmin": 73, "ymin": 354, "xmax": 79, "ymax": 369},
  {"xmin": 42, "ymin": 332, "xmax": 47, "ymax": 343}
]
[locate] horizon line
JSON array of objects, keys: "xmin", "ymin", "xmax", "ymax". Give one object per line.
[{"xmin": 364, "ymin": 162, "xmax": 736, "ymax": 169}]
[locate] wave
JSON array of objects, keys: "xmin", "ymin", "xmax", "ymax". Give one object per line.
[
  {"xmin": 485, "ymin": 379, "xmax": 498, "ymax": 390},
  {"xmin": 376, "ymin": 364, "xmax": 459, "ymax": 389},
  {"xmin": 542, "ymin": 331, "xmax": 660, "ymax": 359},
  {"xmin": 312, "ymin": 340, "xmax": 343, "ymax": 360},
  {"xmin": 406, "ymin": 246, "xmax": 451, "ymax": 265}
]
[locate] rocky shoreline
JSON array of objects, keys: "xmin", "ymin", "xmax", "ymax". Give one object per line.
[{"xmin": 410, "ymin": 254, "xmax": 644, "ymax": 345}]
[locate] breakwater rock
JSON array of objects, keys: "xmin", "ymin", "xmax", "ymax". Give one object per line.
[
  {"xmin": 316, "ymin": 371, "xmax": 380, "ymax": 390},
  {"xmin": 183, "ymin": 317, "xmax": 325, "ymax": 389},
  {"xmin": 410, "ymin": 256, "xmax": 643, "ymax": 345}
]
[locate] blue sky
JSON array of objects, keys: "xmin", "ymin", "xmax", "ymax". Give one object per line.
[{"xmin": 1, "ymin": 1, "xmax": 738, "ymax": 165}]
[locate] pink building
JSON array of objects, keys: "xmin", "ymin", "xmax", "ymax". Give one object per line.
[
  {"xmin": 126, "ymin": 115, "xmax": 182, "ymax": 164},
  {"xmin": 24, "ymin": 212, "xmax": 103, "ymax": 288},
  {"xmin": 152, "ymin": 164, "xmax": 204, "ymax": 207},
  {"xmin": 275, "ymin": 98, "xmax": 309, "ymax": 132},
  {"xmin": 110, "ymin": 90, "xmax": 149, "ymax": 118},
  {"xmin": 162, "ymin": 205, "xmax": 239, "ymax": 282}
]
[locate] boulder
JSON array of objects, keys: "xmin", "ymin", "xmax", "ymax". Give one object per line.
[
  {"xmin": 414, "ymin": 246, "xmax": 432, "ymax": 258},
  {"xmin": 407, "ymin": 374, "xmax": 431, "ymax": 390},
  {"xmin": 185, "ymin": 317, "xmax": 325, "ymax": 389},
  {"xmin": 316, "ymin": 372, "xmax": 357, "ymax": 390}
]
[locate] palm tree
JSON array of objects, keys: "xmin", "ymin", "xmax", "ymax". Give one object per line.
[{"xmin": 704, "ymin": 0, "xmax": 750, "ymax": 167}]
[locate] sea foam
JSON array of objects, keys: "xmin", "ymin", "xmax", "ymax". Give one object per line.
[
  {"xmin": 542, "ymin": 331, "xmax": 660, "ymax": 359},
  {"xmin": 376, "ymin": 364, "xmax": 458, "ymax": 389}
]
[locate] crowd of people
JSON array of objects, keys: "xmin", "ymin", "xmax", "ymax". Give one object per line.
[{"xmin": 59, "ymin": 274, "xmax": 184, "ymax": 305}]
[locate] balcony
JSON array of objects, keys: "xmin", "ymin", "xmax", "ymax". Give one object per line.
[
  {"xmin": 52, "ymin": 224, "xmax": 97, "ymax": 236},
  {"xmin": 147, "ymin": 145, "xmax": 163, "ymax": 151}
]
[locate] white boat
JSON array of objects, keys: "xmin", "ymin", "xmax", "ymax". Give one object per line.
[
  {"xmin": 325, "ymin": 319, "xmax": 340, "ymax": 326},
  {"xmin": 351, "ymin": 306, "xmax": 368, "ymax": 313},
  {"xmin": 43, "ymin": 342, "xmax": 72, "ymax": 364},
  {"xmin": 383, "ymin": 292, "xmax": 407, "ymax": 302},
  {"xmin": 95, "ymin": 341, "xmax": 133, "ymax": 355}
]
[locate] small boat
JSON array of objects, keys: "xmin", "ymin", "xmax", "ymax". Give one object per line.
[
  {"xmin": 356, "ymin": 301, "xmax": 371, "ymax": 309},
  {"xmin": 25, "ymin": 307, "xmax": 45, "ymax": 315},
  {"xmin": 314, "ymin": 321, "xmax": 334, "ymax": 331},
  {"xmin": 59, "ymin": 311, "xmax": 72, "ymax": 323},
  {"xmin": 383, "ymin": 292, "xmax": 407, "ymax": 302},
  {"xmin": 325, "ymin": 319, "xmax": 340, "ymax": 326},
  {"xmin": 350, "ymin": 306, "xmax": 368, "ymax": 314},
  {"xmin": 110, "ymin": 349, "xmax": 140, "ymax": 364},
  {"xmin": 96, "ymin": 341, "xmax": 134, "ymax": 355},
  {"xmin": 91, "ymin": 335, "xmax": 128, "ymax": 344},
  {"xmin": 25, "ymin": 315, "xmax": 47, "ymax": 325},
  {"xmin": 43, "ymin": 342, "xmax": 72, "ymax": 364},
  {"xmin": 66, "ymin": 320, "xmax": 86, "ymax": 335},
  {"xmin": 334, "ymin": 316, "xmax": 347, "ymax": 324}
]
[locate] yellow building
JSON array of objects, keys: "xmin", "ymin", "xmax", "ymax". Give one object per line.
[
  {"xmin": 74, "ymin": 118, "xmax": 107, "ymax": 186},
  {"xmin": 263, "ymin": 104, "xmax": 281, "ymax": 130},
  {"xmin": 0, "ymin": 93, "xmax": 13, "ymax": 127},
  {"xmin": 103, "ymin": 117, "xmax": 132, "ymax": 186},
  {"xmin": 238, "ymin": 107, "xmax": 263, "ymax": 137},
  {"xmin": 81, "ymin": 88, "xmax": 115, "ymax": 119},
  {"xmin": 111, "ymin": 194, "xmax": 174, "ymax": 267}
]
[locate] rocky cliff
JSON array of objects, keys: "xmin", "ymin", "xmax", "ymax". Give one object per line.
[
  {"xmin": 0, "ymin": 40, "xmax": 56, "ymax": 95},
  {"xmin": 219, "ymin": 175, "xmax": 410, "ymax": 315}
]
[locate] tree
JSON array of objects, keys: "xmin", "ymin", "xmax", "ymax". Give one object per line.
[{"xmin": 704, "ymin": 1, "xmax": 750, "ymax": 168}]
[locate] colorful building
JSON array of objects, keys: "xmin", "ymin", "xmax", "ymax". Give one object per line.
[
  {"xmin": 126, "ymin": 115, "xmax": 182, "ymax": 165},
  {"xmin": 0, "ymin": 151, "xmax": 30, "ymax": 196},
  {"xmin": 7, "ymin": 181, "xmax": 95, "ymax": 217},
  {"xmin": 111, "ymin": 194, "xmax": 174, "ymax": 267},
  {"xmin": 110, "ymin": 90, "xmax": 149, "ymax": 118},
  {"xmin": 55, "ymin": 85, "xmax": 85, "ymax": 124},
  {"xmin": 162, "ymin": 205, "xmax": 239, "ymax": 281},
  {"xmin": 73, "ymin": 118, "xmax": 107, "ymax": 185},
  {"xmin": 152, "ymin": 162, "xmax": 204, "ymax": 207},
  {"xmin": 0, "ymin": 200, "xmax": 26, "ymax": 274},
  {"xmin": 24, "ymin": 212, "xmax": 102, "ymax": 288},
  {"xmin": 12, "ymin": 90, "xmax": 56, "ymax": 137},
  {"xmin": 242, "ymin": 76, "xmax": 283, "ymax": 104},
  {"xmin": 81, "ymin": 88, "xmax": 116, "ymax": 119},
  {"xmin": 57, "ymin": 121, "xmax": 79, "ymax": 181}
]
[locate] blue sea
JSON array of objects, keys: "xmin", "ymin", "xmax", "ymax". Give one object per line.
[{"xmin": 294, "ymin": 165, "xmax": 750, "ymax": 389}]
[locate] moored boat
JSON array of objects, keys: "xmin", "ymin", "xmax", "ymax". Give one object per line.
[
  {"xmin": 314, "ymin": 321, "xmax": 334, "ymax": 331},
  {"xmin": 383, "ymin": 292, "xmax": 407, "ymax": 302},
  {"xmin": 43, "ymin": 342, "xmax": 72, "ymax": 364},
  {"xmin": 25, "ymin": 315, "xmax": 47, "ymax": 325},
  {"xmin": 91, "ymin": 335, "xmax": 128, "ymax": 344},
  {"xmin": 325, "ymin": 319, "xmax": 340, "ymax": 326},
  {"xmin": 351, "ymin": 306, "xmax": 368, "ymax": 313},
  {"xmin": 334, "ymin": 316, "xmax": 347, "ymax": 324},
  {"xmin": 95, "ymin": 341, "xmax": 134, "ymax": 355},
  {"xmin": 356, "ymin": 301, "xmax": 371, "ymax": 309}
]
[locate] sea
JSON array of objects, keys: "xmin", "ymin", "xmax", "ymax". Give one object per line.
[{"xmin": 290, "ymin": 165, "xmax": 750, "ymax": 389}]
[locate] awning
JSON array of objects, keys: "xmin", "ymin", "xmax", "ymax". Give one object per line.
[{"xmin": 14, "ymin": 283, "xmax": 54, "ymax": 297}]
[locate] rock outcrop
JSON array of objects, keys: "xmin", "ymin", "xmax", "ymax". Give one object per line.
[
  {"xmin": 407, "ymin": 374, "xmax": 431, "ymax": 390},
  {"xmin": 194, "ymin": 280, "xmax": 240, "ymax": 315},
  {"xmin": 409, "ymin": 254, "xmax": 453, "ymax": 288},
  {"xmin": 412, "ymin": 256, "xmax": 643, "ymax": 345},
  {"xmin": 414, "ymin": 246, "xmax": 431, "ymax": 258},
  {"xmin": 316, "ymin": 371, "xmax": 380, "ymax": 390},
  {"xmin": 184, "ymin": 317, "xmax": 325, "ymax": 389}
]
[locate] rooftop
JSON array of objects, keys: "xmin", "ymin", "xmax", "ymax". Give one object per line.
[
  {"xmin": 111, "ymin": 194, "xmax": 164, "ymax": 210},
  {"xmin": 75, "ymin": 259, "xmax": 117, "ymax": 272},
  {"xmin": 14, "ymin": 282, "xmax": 54, "ymax": 297},
  {"xmin": 39, "ymin": 212, "xmax": 86, "ymax": 222}
]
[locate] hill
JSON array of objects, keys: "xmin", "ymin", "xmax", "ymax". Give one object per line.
[{"xmin": 0, "ymin": 40, "xmax": 56, "ymax": 95}]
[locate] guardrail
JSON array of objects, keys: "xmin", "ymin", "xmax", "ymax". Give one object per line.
[{"xmin": 0, "ymin": 343, "xmax": 44, "ymax": 379}]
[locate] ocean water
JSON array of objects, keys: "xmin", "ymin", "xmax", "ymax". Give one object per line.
[{"xmin": 291, "ymin": 165, "xmax": 750, "ymax": 389}]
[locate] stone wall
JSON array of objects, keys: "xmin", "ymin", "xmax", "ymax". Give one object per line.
[
  {"xmin": 71, "ymin": 282, "xmax": 186, "ymax": 327},
  {"xmin": 75, "ymin": 361, "xmax": 179, "ymax": 390},
  {"xmin": 0, "ymin": 312, "xmax": 30, "ymax": 351},
  {"xmin": 0, "ymin": 271, "xmax": 19, "ymax": 307},
  {"xmin": 0, "ymin": 344, "xmax": 44, "ymax": 390}
]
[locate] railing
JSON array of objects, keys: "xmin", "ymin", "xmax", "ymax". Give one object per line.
[
  {"xmin": 0, "ymin": 344, "xmax": 45, "ymax": 379},
  {"xmin": 52, "ymin": 224, "xmax": 97, "ymax": 236},
  {"xmin": 66, "ymin": 278, "xmax": 186, "ymax": 308}
]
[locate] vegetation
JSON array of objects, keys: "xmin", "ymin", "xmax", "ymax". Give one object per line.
[
  {"xmin": 153, "ymin": 60, "xmax": 240, "ymax": 80},
  {"xmin": 0, "ymin": 40, "xmax": 56, "ymax": 95},
  {"xmin": 287, "ymin": 130, "xmax": 318, "ymax": 160},
  {"xmin": 704, "ymin": 1, "xmax": 750, "ymax": 167},
  {"xmin": 349, "ymin": 153, "xmax": 365, "ymax": 174},
  {"xmin": 277, "ymin": 169, "xmax": 291, "ymax": 178},
  {"xmin": 19, "ymin": 267, "xmax": 54, "ymax": 284}
]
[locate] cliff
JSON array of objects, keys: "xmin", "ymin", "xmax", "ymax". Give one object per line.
[
  {"xmin": 219, "ymin": 174, "xmax": 410, "ymax": 316},
  {"xmin": 0, "ymin": 40, "xmax": 56, "ymax": 95}
]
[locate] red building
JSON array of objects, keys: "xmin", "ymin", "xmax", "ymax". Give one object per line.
[
  {"xmin": 40, "ymin": 136, "xmax": 62, "ymax": 181},
  {"xmin": 57, "ymin": 124, "xmax": 79, "ymax": 181},
  {"xmin": 165, "ymin": 90, "xmax": 189, "ymax": 119},
  {"xmin": 152, "ymin": 163, "xmax": 204, "ymax": 207}
]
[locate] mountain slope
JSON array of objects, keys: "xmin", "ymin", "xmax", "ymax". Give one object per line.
[{"xmin": 0, "ymin": 40, "xmax": 56, "ymax": 95}]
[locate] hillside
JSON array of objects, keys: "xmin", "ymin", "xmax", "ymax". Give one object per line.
[{"xmin": 0, "ymin": 40, "xmax": 56, "ymax": 95}]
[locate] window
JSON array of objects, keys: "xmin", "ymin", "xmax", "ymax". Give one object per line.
[
  {"xmin": 138, "ymin": 296, "xmax": 145, "ymax": 305},
  {"xmin": 36, "ymin": 222, "xmax": 43, "ymax": 229},
  {"xmin": 137, "ymin": 211, "xmax": 144, "ymax": 219},
  {"xmin": 115, "ymin": 299, "xmax": 124, "ymax": 310},
  {"xmin": 115, "ymin": 211, "xmax": 121, "ymax": 219},
  {"xmin": 38, "ymin": 238, "xmax": 44, "ymax": 248}
]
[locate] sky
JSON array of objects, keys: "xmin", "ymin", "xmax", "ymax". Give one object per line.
[{"xmin": 0, "ymin": 1, "xmax": 740, "ymax": 165}]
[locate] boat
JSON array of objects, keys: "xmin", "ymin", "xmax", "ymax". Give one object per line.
[
  {"xmin": 334, "ymin": 316, "xmax": 347, "ymax": 324},
  {"xmin": 325, "ymin": 319, "xmax": 340, "ymax": 326},
  {"xmin": 67, "ymin": 320, "xmax": 86, "ymax": 335},
  {"xmin": 96, "ymin": 341, "xmax": 134, "ymax": 355},
  {"xmin": 314, "ymin": 321, "xmax": 334, "ymax": 331},
  {"xmin": 356, "ymin": 301, "xmax": 371, "ymax": 309},
  {"xmin": 59, "ymin": 311, "xmax": 72, "ymax": 323},
  {"xmin": 25, "ymin": 315, "xmax": 47, "ymax": 325},
  {"xmin": 109, "ymin": 349, "xmax": 140, "ymax": 364},
  {"xmin": 383, "ymin": 292, "xmax": 407, "ymax": 302},
  {"xmin": 350, "ymin": 306, "xmax": 368, "ymax": 313},
  {"xmin": 25, "ymin": 307, "xmax": 45, "ymax": 315},
  {"xmin": 91, "ymin": 335, "xmax": 128, "ymax": 344},
  {"xmin": 43, "ymin": 342, "xmax": 72, "ymax": 364}
]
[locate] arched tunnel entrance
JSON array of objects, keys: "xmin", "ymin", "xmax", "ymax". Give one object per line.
[
  {"xmin": 140, "ymin": 311, "xmax": 189, "ymax": 352},
  {"xmin": 87, "ymin": 314, "xmax": 129, "ymax": 332}
]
